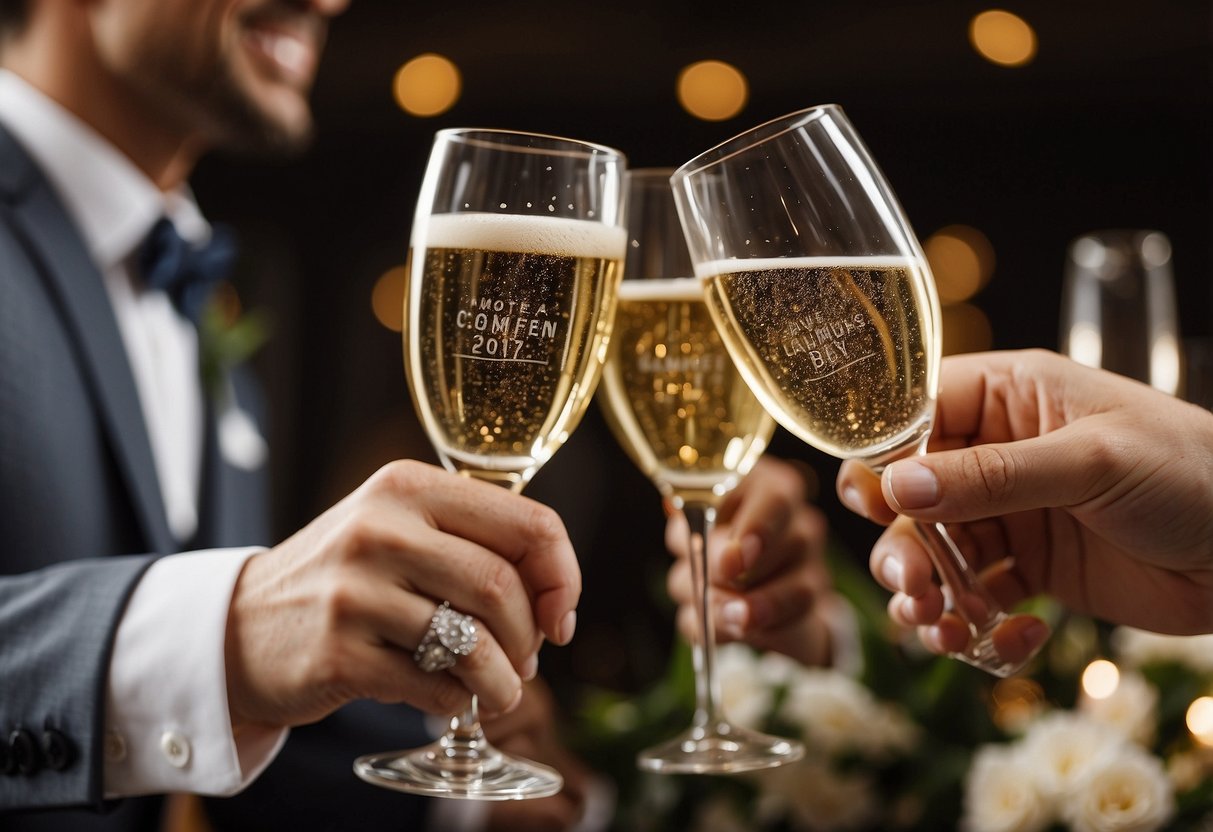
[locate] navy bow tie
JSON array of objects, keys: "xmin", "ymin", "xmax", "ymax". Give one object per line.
[{"xmin": 138, "ymin": 217, "xmax": 237, "ymax": 322}]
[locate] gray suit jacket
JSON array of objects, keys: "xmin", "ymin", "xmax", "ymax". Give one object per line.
[{"xmin": 0, "ymin": 123, "xmax": 268, "ymax": 824}]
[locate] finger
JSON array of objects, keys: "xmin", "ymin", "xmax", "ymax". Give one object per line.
[
  {"xmin": 869, "ymin": 518, "xmax": 940, "ymax": 598},
  {"xmin": 399, "ymin": 521, "xmax": 540, "ymax": 668},
  {"xmin": 380, "ymin": 594, "xmax": 523, "ymax": 715},
  {"xmin": 710, "ymin": 460, "xmax": 803, "ymax": 585},
  {"xmin": 881, "ymin": 418, "xmax": 1126, "ymax": 525},
  {"xmin": 665, "ymin": 510, "xmax": 690, "ymax": 560},
  {"xmin": 666, "ymin": 557, "xmax": 693, "ymax": 607},
  {"xmin": 372, "ymin": 461, "xmax": 582, "ymax": 645},
  {"xmin": 837, "ymin": 458, "xmax": 897, "ymax": 525},
  {"xmin": 887, "ymin": 589, "xmax": 945, "ymax": 628}
]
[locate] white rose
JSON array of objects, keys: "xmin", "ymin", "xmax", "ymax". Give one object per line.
[
  {"xmin": 779, "ymin": 669, "xmax": 879, "ymax": 755},
  {"xmin": 1111, "ymin": 627, "xmax": 1213, "ymax": 673},
  {"xmin": 1062, "ymin": 747, "xmax": 1176, "ymax": 832},
  {"xmin": 1020, "ymin": 712, "xmax": 1123, "ymax": 800},
  {"xmin": 962, "ymin": 743, "xmax": 1053, "ymax": 832},
  {"xmin": 715, "ymin": 643, "xmax": 774, "ymax": 730},
  {"xmin": 1079, "ymin": 670, "xmax": 1158, "ymax": 746},
  {"xmin": 755, "ymin": 757, "xmax": 878, "ymax": 831}
]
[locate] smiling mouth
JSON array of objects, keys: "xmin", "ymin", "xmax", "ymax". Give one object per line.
[{"xmin": 243, "ymin": 22, "xmax": 321, "ymax": 88}]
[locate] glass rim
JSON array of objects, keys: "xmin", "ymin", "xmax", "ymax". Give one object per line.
[
  {"xmin": 433, "ymin": 127, "xmax": 627, "ymax": 161},
  {"xmin": 671, "ymin": 104, "xmax": 842, "ymax": 181}
]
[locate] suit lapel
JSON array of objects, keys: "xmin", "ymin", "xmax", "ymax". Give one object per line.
[{"xmin": 0, "ymin": 125, "xmax": 176, "ymax": 554}]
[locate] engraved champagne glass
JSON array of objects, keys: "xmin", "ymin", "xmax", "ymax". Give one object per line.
[
  {"xmin": 672, "ymin": 106, "xmax": 1043, "ymax": 678},
  {"xmin": 354, "ymin": 128, "xmax": 627, "ymax": 798},
  {"xmin": 599, "ymin": 169, "xmax": 801, "ymax": 772}
]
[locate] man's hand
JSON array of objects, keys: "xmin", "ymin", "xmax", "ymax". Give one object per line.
[{"xmin": 223, "ymin": 460, "xmax": 581, "ymax": 731}]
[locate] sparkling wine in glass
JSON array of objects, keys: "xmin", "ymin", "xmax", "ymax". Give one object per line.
[
  {"xmin": 599, "ymin": 169, "xmax": 802, "ymax": 773},
  {"xmin": 354, "ymin": 129, "xmax": 627, "ymax": 799},
  {"xmin": 672, "ymin": 106, "xmax": 1044, "ymax": 678}
]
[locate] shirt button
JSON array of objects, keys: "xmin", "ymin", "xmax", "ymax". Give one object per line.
[
  {"xmin": 103, "ymin": 730, "xmax": 127, "ymax": 764},
  {"xmin": 159, "ymin": 731, "xmax": 191, "ymax": 768}
]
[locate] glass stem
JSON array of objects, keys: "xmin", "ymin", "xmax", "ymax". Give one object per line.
[{"xmin": 681, "ymin": 500, "xmax": 724, "ymax": 731}]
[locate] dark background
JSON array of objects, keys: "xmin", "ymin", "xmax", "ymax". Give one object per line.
[{"xmin": 192, "ymin": 0, "xmax": 1213, "ymax": 698}]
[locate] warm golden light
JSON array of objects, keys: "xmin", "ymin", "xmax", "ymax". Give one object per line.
[
  {"xmin": 1189, "ymin": 697, "xmax": 1213, "ymax": 747},
  {"xmin": 924, "ymin": 225, "xmax": 995, "ymax": 303},
  {"xmin": 677, "ymin": 60, "xmax": 748, "ymax": 121},
  {"xmin": 1081, "ymin": 659, "xmax": 1120, "ymax": 700},
  {"xmin": 941, "ymin": 303, "xmax": 993, "ymax": 356},
  {"xmin": 990, "ymin": 677, "xmax": 1045, "ymax": 732},
  {"xmin": 969, "ymin": 10, "xmax": 1038, "ymax": 67},
  {"xmin": 372, "ymin": 265, "xmax": 407, "ymax": 332},
  {"xmin": 393, "ymin": 53, "xmax": 461, "ymax": 117}
]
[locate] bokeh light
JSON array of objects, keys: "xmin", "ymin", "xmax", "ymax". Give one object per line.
[
  {"xmin": 372, "ymin": 265, "xmax": 407, "ymax": 332},
  {"xmin": 1080, "ymin": 659, "xmax": 1120, "ymax": 700},
  {"xmin": 393, "ymin": 53, "xmax": 461, "ymax": 117},
  {"xmin": 1188, "ymin": 697, "xmax": 1213, "ymax": 747},
  {"xmin": 677, "ymin": 60, "xmax": 748, "ymax": 121},
  {"xmin": 924, "ymin": 224, "xmax": 995, "ymax": 303},
  {"xmin": 941, "ymin": 303, "xmax": 993, "ymax": 355},
  {"xmin": 970, "ymin": 10, "xmax": 1038, "ymax": 67}
]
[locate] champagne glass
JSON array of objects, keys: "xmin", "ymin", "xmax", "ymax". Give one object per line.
[
  {"xmin": 354, "ymin": 129, "xmax": 627, "ymax": 798},
  {"xmin": 672, "ymin": 105, "xmax": 1041, "ymax": 678},
  {"xmin": 1060, "ymin": 229, "xmax": 1181, "ymax": 395},
  {"xmin": 599, "ymin": 169, "xmax": 802, "ymax": 773}
]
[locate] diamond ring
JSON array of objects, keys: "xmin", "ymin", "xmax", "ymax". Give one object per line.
[{"xmin": 413, "ymin": 601, "xmax": 478, "ymax": 673}]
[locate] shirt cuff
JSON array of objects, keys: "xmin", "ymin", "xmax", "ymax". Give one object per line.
[{"xmin": 103, "ymin": 548, "xmax": 287, "ymax": 798}]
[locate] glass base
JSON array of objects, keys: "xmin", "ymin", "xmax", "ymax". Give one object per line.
[
  {"xmin": 637, "ymin": 722, "xmax": 805, "ymax": 775},
  {"xmin": 354, "ymin": 741, "xmax": 562, "ymax": 800}
]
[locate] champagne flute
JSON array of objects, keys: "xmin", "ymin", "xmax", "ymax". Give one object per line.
[
  {"xmin": 1060, "ymin": 229, "xmax": 1182, "ymax": 395},
  {"xmin": 672, "ymin": 105, "xmax": 1042, "ymax": 678},
  {"xmin": 354, "ymin": 128, "xmax": 627, "ymax": 799},
  {"xmin": 599, "ymin": 169, "xmax": 802, "ymax": 773}
]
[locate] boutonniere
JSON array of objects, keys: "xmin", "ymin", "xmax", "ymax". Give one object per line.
[
  {"xmin": 199, "ymin": 285, "xmax": 271, "ymax": 471},
  {"xmin": 198, "ymin": 283, "xmax": 270, "ymax": 403}
]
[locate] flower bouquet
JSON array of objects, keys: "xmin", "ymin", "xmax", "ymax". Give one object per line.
[{"xmin": 571, "ymin": 550, "xmax": 1213, "ymax": 831}]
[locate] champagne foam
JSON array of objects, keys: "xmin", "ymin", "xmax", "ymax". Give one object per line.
[{"xmin": 421, "ymin": 212, "xmax": 626, "ymax": 259}]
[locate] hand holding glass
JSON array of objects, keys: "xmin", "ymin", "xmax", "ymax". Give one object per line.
[
  {"xmin": 600, "ymin": 169, "xmax": 802, "ymax": 772},
  {"xmin": 672, "ymin": 106, "xmax": 1045, "ymax": 677},
  {"xmin": 354, "ymin": 129, "xmax": 626, "ymax": 798}
]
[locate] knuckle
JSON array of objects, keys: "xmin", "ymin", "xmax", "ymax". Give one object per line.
[
  {"xmin": 523, "ymin": 501, "xmax": 565, "ymax": 545},
  {"xmin": 375, "ymin": 459, "xmax": 429, "ymax": 500},
  {"xmin": 474, "ymin": 559, "xmax": 518, "ymax": 611},
  {"xmin": 429, "ymin": 677, "xmax": 470, "ymax": 714},
  {"xmin": 456, "ymin": 637, "xmax": 494, "ymax": 673},
  {"xmin": 962, "ymin": 445, "xmax": 1017, "ymax": 503}
]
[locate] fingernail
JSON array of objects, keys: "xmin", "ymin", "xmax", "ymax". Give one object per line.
[
  {"xmin": 503, "ymin": 686, "xmax": 524, "ymax": 715},
  {"xmin": 558, "ymin": 610, "xmax": 577, "ymax": 645},
  {"xmin": 880, "ymin": 556, "xmax": 904, "ymax": 591},
  {"xmin": 839, "ymin": 485, "xmax": 867, "ymax": 518},
  {"xmin": 1019, "ymin": 620, "xmax": 1050, "ymax": 652},
  {"xmin": 922, "ymin": 624, "xmax": 946, "ymax": 654},
  {"xmin": 885, "ymin": 462, "xmax": 940, "ymax": 511},
  {"xmin": 738, "ymin": 534, "xmax": 762, "ymax": 571},
  {"xmin": 720, "ymin": 600, "xmax": 747, "ymax": 638},
  {"xmin": 522, "ymin": 653, "xmax": 539, "ymax": 681}
]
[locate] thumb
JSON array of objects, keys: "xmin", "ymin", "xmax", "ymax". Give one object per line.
[{"xmin": 882, "ymin": 427, "xmax": 1101, "ymax": 522}]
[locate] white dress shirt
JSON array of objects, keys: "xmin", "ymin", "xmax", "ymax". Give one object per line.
[{"xmin": 0, "ymin": 70, "xmax": 285, "ymax": 797}]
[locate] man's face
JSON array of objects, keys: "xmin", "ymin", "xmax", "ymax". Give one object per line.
[{"xmin": 93, "ymin": 0, "xmax": 350, "ymax": 155}]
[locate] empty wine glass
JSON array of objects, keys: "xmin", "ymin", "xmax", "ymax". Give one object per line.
[{"xmin": 1060, "ymin": 229, "xmax": 1181, "ymax": 395}]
